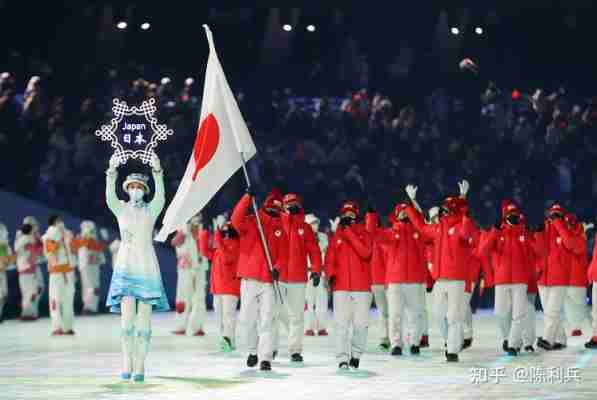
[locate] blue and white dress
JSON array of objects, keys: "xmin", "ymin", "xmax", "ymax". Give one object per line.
[{"xmin": 105, "ymin": 169, "xmax": 169, "ymax": 313}]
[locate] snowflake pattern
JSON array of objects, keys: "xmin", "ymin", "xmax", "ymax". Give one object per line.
[{"xmin": 95, "ymin": 98, "xmax": 174, "ymax": 165}]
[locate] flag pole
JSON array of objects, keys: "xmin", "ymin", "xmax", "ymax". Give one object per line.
[{"xmin": 238, "ymin": 152, "xmax": 284, "ymax": 304}]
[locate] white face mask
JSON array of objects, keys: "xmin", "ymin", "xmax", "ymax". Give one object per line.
[{"xmin": 128, "ymin": 188, "xmax": 145, "ymax": 202}]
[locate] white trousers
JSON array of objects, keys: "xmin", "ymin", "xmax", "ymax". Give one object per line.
[
  {"xmin": 387, "ymin": 283, "xmax": 425, "ymax": 348},
  {"xmin": 274, "ymin": 282, "xmax": 307, "ymax": 355},
  {"xmin": 522, "ymin": 293, "xmax": 537, "ymax": 347},
  {"xmin": 333, "ymin": 291, "xmax": 372, "ymax": 362},
  {"xmin": 462, "ymin": 284, "xmax": 475, "ymax": 340},
  {"xmin": 174, "ymin": 268, "xmax": 206, "ymax": 333},
  {"xmin": 213, "ymin": 294, "xmax": 239, "ymax": 344},
  {"xmin": 18, "ymin": 273, "xmax": 38, "ymax": 318},
  {"xmin": 433, "ymin": 279, "xmax": 465, "ymax": 354},
  {"xmin": 305, "ymin": 275, "xmax": 328, "ymax": 331},
  {"xmin": 49, "ymin": 272, "xmax": 75, "ymax": 332},
  {"xmin": 494, "ymin": 283, "xmax": 528, "ymax": 348},
  {"xmin": 371, "ymin": 284, "xmax": 390, "ymax": 342},
  {"xmin": 33, "ymin": 265, "xmax": 45, "ymax": 317},
  {"xmin": 240, "ymin": 279, "xmax": 276, "ymax": 361},
  {"xmin": 592, "ymin": 283, "xmax": 597, "ymax": 337},
  {"xmin": 79, "ymin": 265, "xmax": 101, "ymax": 312},
  {"xmin": 564, "ymin": 286, "xmax": 589, "ymax": 332},
  {"xmin": 0, "ymin": 272, "xmax": 7, "ymax": 319},
  {"xmin": 539, "ymin": 285, "xmax": 567, "ymax": 345},
  {"xmin": 422, "ymin": 290, "xmax": 433, "ymax": 336}
]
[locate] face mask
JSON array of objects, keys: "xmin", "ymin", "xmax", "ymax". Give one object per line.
[
  {"xmin": 439, "ymin": 207, "xmax": 450, "ymax": 218},
  {"xmin": 57, "ymin": 221, "xmax": 65, "ymax": 229},
  {"xmin": 287, "ymin": 205, "xmax": 301, "ymax": 215},
  {"xmin": 506, "ymin": 214, "xmax": 520, "ymax": 225},
  {"xmin": 128, "ymin": 188, "xmax": 144, "ymax": 202}
]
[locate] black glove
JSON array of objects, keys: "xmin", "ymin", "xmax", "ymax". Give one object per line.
[
  {"xmin": 328, "ymin": 276, "xmax": 336, "ymax": 289},
  {"xmin": 426, "ymin": 286, "xmax": 433, "ymax": 293},
  {"xmin": 271, "ymin": 268, "xmax": 280, "ymax": 282},
  {"xmin": 310, "ymin": 272, "xmax": 321, "ymax": 287}
]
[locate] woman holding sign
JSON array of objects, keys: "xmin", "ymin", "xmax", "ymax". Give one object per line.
[{"xmin": 105, "ymin": 152, "xmax": 169, "ymax": 383}]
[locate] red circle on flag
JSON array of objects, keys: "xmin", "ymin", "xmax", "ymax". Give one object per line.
[{"xmin": 192, "ymin": 113, "xmax": 220, "ymax": 181}]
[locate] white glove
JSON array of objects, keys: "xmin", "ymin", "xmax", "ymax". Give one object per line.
[
  {"xmin": 458, "ymin": 180, "xmax": 470, "ymax": 198},
  {"xmin": 216, "ymin": 214, "xmax": 226, "ymax": 229},
  {"xmin": 150, "ymin": 152, "xmax": 162, "ymax": 172},
  {"xmin": 405, "ymin": 185, "xmax": 418, "ymax": 201},
  {"xmin": 108, "ymin": 153, "xmax": 122, "ymax": 172},
  {"xmin": 330, "ymin": 217, "xmax": 340, "ymax": 233},
  {"xmin": 582, "ymin": 222, "xmax": 595, "ymax": 233},
  {"xmin": 99, "ymin": 228, "xmax": 110, "ymax": 241}
]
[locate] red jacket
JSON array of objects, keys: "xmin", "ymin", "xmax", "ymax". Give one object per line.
[
  {"xmin": 478, "ymin": 225, "xmax": 536, "ymax": 286},
  {"xmin": 231, "ymin": 194, "xmax": 288, "ymax": 283},
  {"xmin": 535, "ymin": 219, "xmax": 584, "ymax": 286},
  {"xmin": 588, "ymin": 238, "xmax": 597, "ymax": 283},
  {"xmin": 280, "ymin": 212, "xmax": 322, "ymax": 283},
  {"xmin": 424, "ymin": 242, "xmax": 435, "ymax": 289},
  {"xmin": 380, "ymin": 220, "xmax": 429, "ymax": 285},
  {"xmin": 406, "ymin": 205, "xmax": 477, "ymax": 281},
  {"xmin": 365, "ymin": 212, "xmax": 386, "ymax": 286},
  {"xmin": 568, "ymin": 225, "xmax": 588, "ymax": 287},
  {"xmin": 324, "ymin": 223, "xmax": 372, "ymax": 292},
  {"xmin": 199, "ymin": 229, "xmax": 240, "ymax": 297}
]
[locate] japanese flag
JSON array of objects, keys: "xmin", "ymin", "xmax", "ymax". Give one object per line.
[{"xmin": 155, "ymin": 25, "xmax": 257, "ymax": 242}]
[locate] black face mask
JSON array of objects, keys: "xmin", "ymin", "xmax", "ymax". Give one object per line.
[
  {"xmin": 506, "ymin": 214, "xmax": 520, "ymax": 225},
  {"xmin": 265, "ymin": 208, "xmax": 280, "ymax": 217},
  {"xmin": 221, "ymin": 227, "xmax": 238, "ymax": 239},
  {"xmin": 287, "ymin": 205, "xmax": 301, "ymax": 215},
  {"xmin": 439, "ymin": 207, "xmax": 450, "ymax": 218},
  {"xmin": 340, "ymin": 216, "xmax": 355, "ymax": 226}
]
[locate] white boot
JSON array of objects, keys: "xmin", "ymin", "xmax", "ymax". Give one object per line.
[
  {"xmin": 121, "ymin": 327, "xmax": 135, "ymax": 380},
  {"xmin": 133, "ymin": 329, "xmax": 151, "ymax": 382}
]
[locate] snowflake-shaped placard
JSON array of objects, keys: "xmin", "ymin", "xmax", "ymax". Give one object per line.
[{"xmin": 95, "ymin": 98, "xmax": 174, "ymax": 165}]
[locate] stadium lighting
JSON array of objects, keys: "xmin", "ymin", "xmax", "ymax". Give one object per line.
[
  {"xmin": 306, "ymin": 24, "xmax": 316, "ymax": 32},
  {"xmin": 117, "ymin": 21, "xmax": 127, "ymax": 30},
  {"xmin": 475, "ymin": 26, "xmax": 483, "ymax": 35},
  {"xmin": 283, "ymin": 24, "xmax": 293, "ymax": 32},
  {"xmin": 141, "ymin": 22, "xmax": 151, "ymax": 31},
  {"xmin": 451, "ymin": 27, "xmax": 460, "ymax": 35}
]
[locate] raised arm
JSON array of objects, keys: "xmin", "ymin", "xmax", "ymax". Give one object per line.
[
  {"xmin": 231, "ymin": 194, "xmax": 252, "ymax": 232},
  {"xmin": 552, "ymin": 219, "xmax": 584, "ymax": 255},
  {"xmin": 149, "ymin": 154, "xmax": 165, "ymax": 219},
  {"xmin": 105, "ymin": 155, "xmax": 123, "ymax": 216}
]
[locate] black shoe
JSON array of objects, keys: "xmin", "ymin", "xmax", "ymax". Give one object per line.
[
  {"xmin": 291, "ymin": 353, "xmax": 303, "ymax": 363},
  {"xmin": 537, "ymin": 338, "xmax": 553, "ymax": 351},
  {"xmin": 338, "ymin": 362, "xmax": 349, "ymax": 370},
  {"xmin": 552, "ymin": 343, "xmax": 566, "ymax": 351},
  {"xmin": 585, "ymin": 339, "xmax": 597, "ymax": 349},
  {"xmin": 247, "ymin": 354, "xmax": 258, "ymax": 367},
  {"xmin": 259, "ymin": 361, "xmax": 271, "ymax": 371},
  {"xmin": 524, "ymin": 345, "xmax": 535, "ymax": 353},
  {"xmin": 410, "ymin": 345, "xmax": 420, "ymax": 355},
  {"xmin": 502, "ymin": 340, "xmax": 509, "ymax": 352},
  {"xmin": 506, "ymin": 347, "xmax": 519, "ymax": 356},
  {"xmin": 349, "ymin": 358, "xmax": 360, "ymax": 369},
  {"xmin": 462, "ymin": 338, "xmax": 472, "ymax": 350},
  {"xmin": 391, "ymin": 346, "xmax": 402, "ymax": 356},
  {"xmin": 272, "ymin": 350, "xmax": 278, "ymax": 360},
  {"xmin": 379, "ymin": 342, "xmax": 390, "ymax": 351},
  {"xmin": 445, "ymin": 351, "xmax": 459, "ymax": 362}
]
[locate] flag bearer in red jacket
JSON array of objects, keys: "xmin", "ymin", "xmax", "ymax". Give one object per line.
[
  {"xmin": 535, "ymin": 203, "xmax": 584, "ymax": 351},
  {"xmin": 381, "ymin": 202, "xmax": 429, "ymax": 356},
  {"xmin": 365, "ymin": 209, "xmax": 390, "ymax": 351},
  {"xmin": 199, "ymin": 221, "xmax": 240, "ymax": 352},
  {"xmin": 273, "ymin": 193, "xmax": 322, "ymax": 363},
  {"xmin": 478, "ymin": 200, "xmax": 537, "ymax": 355},
  {"xmin": 232, "ymin": 189, "xmax": 288, "ymax": 371},
  {"xmin": 324, "ymin": 201, "xmax": 372, "ymax": 370},
  {"xmin": 405, "ymin": 183, "xmax": 477, "ymax": 362}
]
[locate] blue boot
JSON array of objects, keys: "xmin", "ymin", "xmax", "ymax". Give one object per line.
[{"xmin": 120, "ymin": 372, "xmax": 131, "ymax": 380}]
